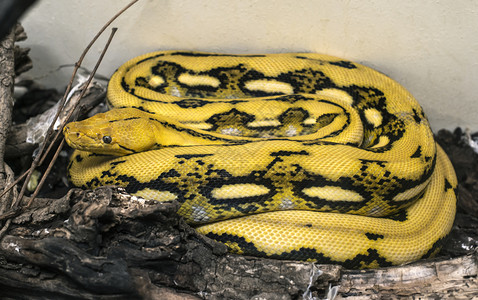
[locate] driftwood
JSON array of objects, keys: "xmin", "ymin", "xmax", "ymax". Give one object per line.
[
  {"xmin": 0, "ymin": 187, "xmax": 476, "ymax": 299},
  {"xmin": 5, "ymin": 82, "xmax": 105, "ymax": 160},
  {"xmin": 0, "ymin": 23, "xmax": 477, "ymax": 300},
  {"xmin": 0, "ymin": 23, "xmax": 15, "ymax": 183}
]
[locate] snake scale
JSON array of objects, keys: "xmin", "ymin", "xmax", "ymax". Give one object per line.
[{"xmin": 63, "ymin": 51, "xmax": 457, "ymax": 269}]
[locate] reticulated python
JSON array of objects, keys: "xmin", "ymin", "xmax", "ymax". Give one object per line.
[{"xmin": 63, "ymin": 51, "xmax": 457, "ymax": 269}]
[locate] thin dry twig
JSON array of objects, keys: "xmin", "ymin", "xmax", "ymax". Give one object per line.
[
  {"xmin": 0, "ymin": 166, "xmax": 32, "ymax": 199},
  {"xmin": 27, "ymin": 27, "xmax": 118, "ymax": 208},
  {"xmin": 13, "ymin": 0, "xmax": 139, "ymax": 208},
  {"xmin": 37, "ymin": 28, "xmax": 118, "ymax": 169},
  {"xmin": 27, "ymin": 139, "xmax": 65, "ymax": 207},
  {"xmin": 0, "ymin": 0, "xmax": 139, "ymax": 223}
]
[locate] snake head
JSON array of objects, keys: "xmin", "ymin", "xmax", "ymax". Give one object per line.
[{"xmin": 63, "ymin": 108, "xmax": 159, "ymax": 156}]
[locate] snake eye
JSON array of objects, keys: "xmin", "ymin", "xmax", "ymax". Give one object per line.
[{"xmin": 102, "ymin": 136, "xmax": 112, "ymax": 144}]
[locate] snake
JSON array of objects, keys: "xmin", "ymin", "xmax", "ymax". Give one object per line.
[{"xmin": 63, "ymin": 51, "xmax": 457, "ymax": 269}]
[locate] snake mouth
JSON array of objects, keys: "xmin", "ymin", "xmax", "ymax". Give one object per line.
[
  {"xmin": 65, "ymin": 133, "xmax": 95, "ymax": 149},
  {"xmin": 63, "ymin": 126, "xmax": 99, "ymax": 150}
]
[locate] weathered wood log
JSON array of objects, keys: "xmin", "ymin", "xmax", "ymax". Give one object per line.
[
  {"xmin": 0, "ymin": 187, "xmax": 476, "ymax": 299},
  {"xmin": 5, "ymin": 83, "xmax": 105, "ymax": 159},
  {"xmin": 0, "ymin": 22, "xmax": 15, "ymax": 175},
  {"xmin": 0, "ymin": 19, "xmax": 17, "ymax": 236}
]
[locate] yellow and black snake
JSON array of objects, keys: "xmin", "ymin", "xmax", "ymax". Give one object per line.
[{"xmin": 63, "ymin": 51, "xmax": 457, "ymax": 269}]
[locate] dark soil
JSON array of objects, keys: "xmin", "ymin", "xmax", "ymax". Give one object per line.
[{"xmin": 436, "ymin": 128, "xmax": 478, "ymax": 257}]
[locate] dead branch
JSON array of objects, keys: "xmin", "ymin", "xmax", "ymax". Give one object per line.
[
  {"xmin": 5, "ymin": 83, "xmax": 106, "ymax": 159},
  {"xmin": 0, "ymin": 23, "xmax": 16, "ymax": 238},
  {"xmin": 0, "ymin": 187, "xmax": 476, "ymax": 299},
  {"xmin": 0, "ymin": 24, "xmax": 15, "ymax": 174}
]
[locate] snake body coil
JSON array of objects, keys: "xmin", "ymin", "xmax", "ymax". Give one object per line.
[{"xmin": 64, "ymin": 51, "xmax": 457, "ymax": 269}]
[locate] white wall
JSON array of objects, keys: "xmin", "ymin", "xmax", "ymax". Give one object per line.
[{"xmin": 20, "ymin": 0, "xmax": 478, "ymax": 130}]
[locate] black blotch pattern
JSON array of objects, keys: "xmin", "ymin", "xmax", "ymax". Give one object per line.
[
  {"xmin": 296, "ymin": 172, "xmax": 373, "ymax": 212},
  {"xmin": 135, "ymin": 52, "xmax": 167, "ymax": 65},
  {"xmin": 134, "ymin": 77, "xmax": 154, "ymax": 90},
  {"xmin": 444, "ymin": 178, "xmax": 453, "ymax": 191},
  {"xmin": 121, "ymin": 78, "xmax": 130, "ymax": 93},
  {"xmin": 131, "ymin": 106, "xmax": 154, "ymax": 114},
  {"xmin": 84, "ymin": 177, "xmax": 101, "ymax": 189},
  {"xmin": 201, "ymin": 170, "xmax": 276, "ymax": 212},
  {"xmin": 412, "ymin": 108, "xmax": 423, "ymax": 123},
  {"xmin": 116, "ymin": 169, "xmax": 184, "ymax": 198},
  {"xmin": 110, "ymin": 160, "xmax": 126, "ymax": 166},
  {"xmin": 411, "ymin": 146, "xmax": 422, "ymax": 158},
  {"xmin": 342, "ymin": 249, "xmax": 393, "ymax": 269},
  {"xmin": 329, "ymin": 60, "xmax": 357, "ymax": 69},
  {"xmin": 365, "ymin": 233, "xmax": 385, "ymax": 240},
  {"xmin": 205, "ymin": 232, "xmax": 268, "ymax": 255},
  {"xmin": 344, "ymin": 85, "xmax": 406, "ymax": 152},
  {"xmin": 206, "ymin": 232, "xmax": 394, "ymax": 268},
  {"xmin": 277, "ymin": 68, "xmax": 335, "ymax": 94},
  {"xmin": 278, "ymin": 107, "xmax": 310, "ymax": 125},
  {"xmin": 205, "ymin": 108, "xmax": 256, "ymax": 131},
  {"xmin": 270, "ymin": 150, "xmax": 309, "ymax": 156},
  {"xmin": 384, "ymin": 210, "xmax": 408, "ymax": 222},
  {"xmin": 314, "ymin": 113, "xmax": 339, "ymax": 129},
  {"xmin": 175, "ymin": 154, "xmax": 214, "ymax": 159},
  {"xmin": 170, "ymin": 51, "xmax": 267, "ymax": 58},
  {"xmin": 272, "ymin": 94, "xmax": 314, "ymax": 103},
  {"xmin": 100, "ymin": 170, "xmax": 116, "ymax": 179},
  {"xmin": 421, "ymin": 236, "xmax": 447, "ymax": 259},
  {"xmin": 173, "ymin": 98, "xmax": 212, "ymax": 108}
]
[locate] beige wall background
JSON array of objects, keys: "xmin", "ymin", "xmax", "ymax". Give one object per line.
[{"xmin": 20, "ymin": 0, "xmax": 478, "ymax": 131}]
